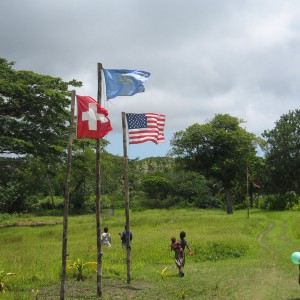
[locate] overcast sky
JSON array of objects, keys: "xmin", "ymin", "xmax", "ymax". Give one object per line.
[{"xmin": 1, "ymin": 0, "xmax": 300, "ymax": 159}]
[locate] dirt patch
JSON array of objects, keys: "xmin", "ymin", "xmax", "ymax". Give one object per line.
[
  {"xmin": 40, "ymin": 278, "xmax": 153, "ymax": 299},
  {"xmin": 0, "ymin": 220, "xmax": 61, "ymax": 228}
]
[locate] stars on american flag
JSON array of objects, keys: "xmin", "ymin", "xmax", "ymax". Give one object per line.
[{"xmin": 126, "ymin": 113, "xmax": 147, "ymax": 129}]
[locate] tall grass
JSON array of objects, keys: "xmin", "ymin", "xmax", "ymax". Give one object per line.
[{"xmin": 0, "ymin": 209, "xmax": 300, "ymax": 299}]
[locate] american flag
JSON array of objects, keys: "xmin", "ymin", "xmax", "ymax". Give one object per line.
[{"xmin": 126, "ymin": 113, "xmax": 166, "ymax": 144}]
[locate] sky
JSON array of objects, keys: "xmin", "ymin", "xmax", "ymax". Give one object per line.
[{"xmin": 1, "ymin": 0, "xmax": 300, "ymax": 159}]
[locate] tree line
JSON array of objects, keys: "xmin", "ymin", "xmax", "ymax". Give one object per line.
[{"xmin": 1, "ymin": 57, "xmax": 300, "ymax": 214}]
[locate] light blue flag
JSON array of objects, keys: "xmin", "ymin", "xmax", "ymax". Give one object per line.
[{"xmin": 103, "ymin": 69, "xmax": 150, "ymax": 100}]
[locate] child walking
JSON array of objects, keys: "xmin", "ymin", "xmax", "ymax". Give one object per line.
[
  {"xmin": 100, "ymin": 227, "xmax": 112, "ymax": 247},
  {"xmin": 170, "ymin": 231, "xmax": 193, "ymax": 277}
]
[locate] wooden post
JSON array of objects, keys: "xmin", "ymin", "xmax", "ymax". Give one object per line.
[
  {"xmin": 60, "ymin": 90, "xmax": 75, "ymax": 300},
  {"xmin": 122, "ymin": 112, "xmax": 131, "ymax": 284},
  {"xmin": 246, "ymin": 167, "xmax": 249, "ymax": 219},
  {"xmin": 96, "ymin": 63, "xmax": 103, "ymax": 297}
]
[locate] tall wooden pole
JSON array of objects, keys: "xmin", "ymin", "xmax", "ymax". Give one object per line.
[
  {"xmin": 122, "ymin": 112, "xmax": 131, "ymax": 284},
  {"xmin": 60, "ymin": 90, "xmax": 75, "ymax": 300},
  {"xmin": 96, "ymin": 63, "xmax": 103, "ymax": 297},
  {"xmin": 246, "ymin": 167, "xmax": 250, "ymax": 219}
]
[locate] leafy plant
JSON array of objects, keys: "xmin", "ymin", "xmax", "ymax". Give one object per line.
[
  {"xmin": 31, "ymin": 288, "xmax": 41, "ymax": 299},
  {"xmin": 66, "ymin": 258, "xmax": 97, "ymax": 281},
  {"xmin": 178, "ymin": 289, "xmax": 188, "ymax": 299},
  {"xmin": 159, "ymin": 267, "xmax": 171, "ymax": 280},
  {"xmin": 0, "ymin": 270, "xmax": 16, "ymax": 293}
]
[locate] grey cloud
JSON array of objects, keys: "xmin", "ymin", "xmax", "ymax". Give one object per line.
[{"xmin": 1, "ymin": 0, "xmax": 300, "ymax": 157}]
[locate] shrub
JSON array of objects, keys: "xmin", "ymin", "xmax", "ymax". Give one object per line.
[
  {"xmin": 285, "ymin": 191, "xmax": 299, "ymax": 210},
  {"xmin": 142, "ymin": 175, "xmax": 171, "ymax": 200},
  {"xmin": 260, "ymin": 194, "xmax": 286, "ymax": 210},
  {"xmin": 260, "ymin": 192, "xmax": 299, "ymax": 211},
  {"xmin": 39, "ymin": 196, "xmax": 64, "ymax": 210}
]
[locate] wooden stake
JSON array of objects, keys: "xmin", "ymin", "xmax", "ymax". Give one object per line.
[
  {"xmin": 122, "ymin": 112, "xmax": 131, "ymax": 283},
  {"xmin": 60, "ymin": 90, "xmax": 75, "ymax": 300},
  {"xmin": 247, "ymin": 167, "xmax": 249, "ymax": 219}
]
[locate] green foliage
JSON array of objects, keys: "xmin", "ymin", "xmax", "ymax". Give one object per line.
[
  {"xmin": 260, "ymin": 194, "xmax": 285, "ymax": 210},
  {"xmin": 38, "ymin": 196, "xmax": 64, "ymax": 210},
  {"xmin": 0, "ymin": 58, "xmax": 84, "ymax": 213},
  {"xmin": 0, "ymin": 213, "xmax": 24, "ymax": 231},
  {"xmin": 142, "ymin": 174, "xmax": 171, "ymax": 200},
  {"xmin": 139, "ymin": 167, "xmax": 218, "ymax": 209},
  {"xmin": 167, "ymin": 171, "xmax": 213, "ymax": 208},
  {"xmin": 170, "ymin": 114, "xmax": 258, "ymax": 214},
  {"xmin": 0, "ymin": 181, "xmax": 26, "ymax": 213},
  {"xmin": 290, "ymin": 203, "xmax": 300, "ymax": 211},
  {"xmin": 193, "ymin": 241, "xmax": 248, "ymax": 262},
  {"xmin": 0, "ymin": 156, "xmax": 65, "ymax": 213},
  {"xmin": 0, "ymin": 271, "xmax": 16, "ymax": 293},
  {"xmin": 69, "ymin": 150, "xmax": 125, "ymax": 211},
  {"xmin": 263, "ymin": 109, "xmax": 300, "ymax": 194},
  {"xmin": 136, "ymin": 157, "xmax": 175, "ymax": 175},
  {"xmin": 66, "ymin": 258, "xmax": 97, "ymax": 281},
  {"xmin": 0, "ymin": 138, "xmax": 127, "ymax": 214},
  {"xmin": 0, "ymin": 57, "xmax": 81, "ymax": 158},
  {"xmin": 285, "ymin": 192, "xmax": 299, "ymax": 209},
  {"xmin": 260, "ymin": 192, "xmax": 299, "ymax": 211}
]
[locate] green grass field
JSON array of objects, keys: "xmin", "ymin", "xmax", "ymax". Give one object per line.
[{"xmin": 1, "ymin": 209, "xmax": 300, "ymax": 299}]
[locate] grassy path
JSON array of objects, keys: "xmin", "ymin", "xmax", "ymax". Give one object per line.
[
  {"xmin": 257, "ymin": 223, "xmax": 274, "ymax": 254},
  {"xmin": 242, "ymin": 213, "xmax": 300, "ymax": 300}
]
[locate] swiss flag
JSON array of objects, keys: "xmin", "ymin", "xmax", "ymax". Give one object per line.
[
  {"xmin": 77, "ymin": 96, "xmax": 112, "ymax": 139},
  {"xmin": 252, "ymin": 181, "xmax": 261, "ymax": 189}
]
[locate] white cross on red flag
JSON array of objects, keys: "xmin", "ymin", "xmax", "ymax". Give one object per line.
[{"xmin": 77, "ymin": 96, "xmax": 112, "ymax": 139}]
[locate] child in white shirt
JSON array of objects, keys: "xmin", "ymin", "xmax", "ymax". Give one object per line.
[{"xmin": 100, "ymin": 227, "xmax": 112, "ymax": 247}]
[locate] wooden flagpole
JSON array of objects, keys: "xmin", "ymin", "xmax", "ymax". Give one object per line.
[
  {"xmin": 96, "ymin": 63, "xmax": 103, "ymax": 296},
  {"xmin": 60, "ymin": 90, "xmax": 76, "ymax": 300},
  {"xmin": 122, "ymin": 112, "xmax": 131, "ymax": 284}
]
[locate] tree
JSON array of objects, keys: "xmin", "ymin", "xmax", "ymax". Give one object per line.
[
  {"xmin": 0, "ymin": 58, "xmax": 81, "ymax": 212},
  {"xmin": 170, "ymin": 114, "xmax": 258, "ymax": 214},
  {"xmin": 0, "ymin": 58, "xmax": 81, "ymax": 158},
  {"xmin": 142, "ymin": 174, "xmax": 171, "ymax": 201},
  {"xmin": 262, "ymin": 109, "xmax": 300, "ymax": 194},
  {"xmin": 167, "ymin": 170, "xmax": 213, "ymax": 208}
]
